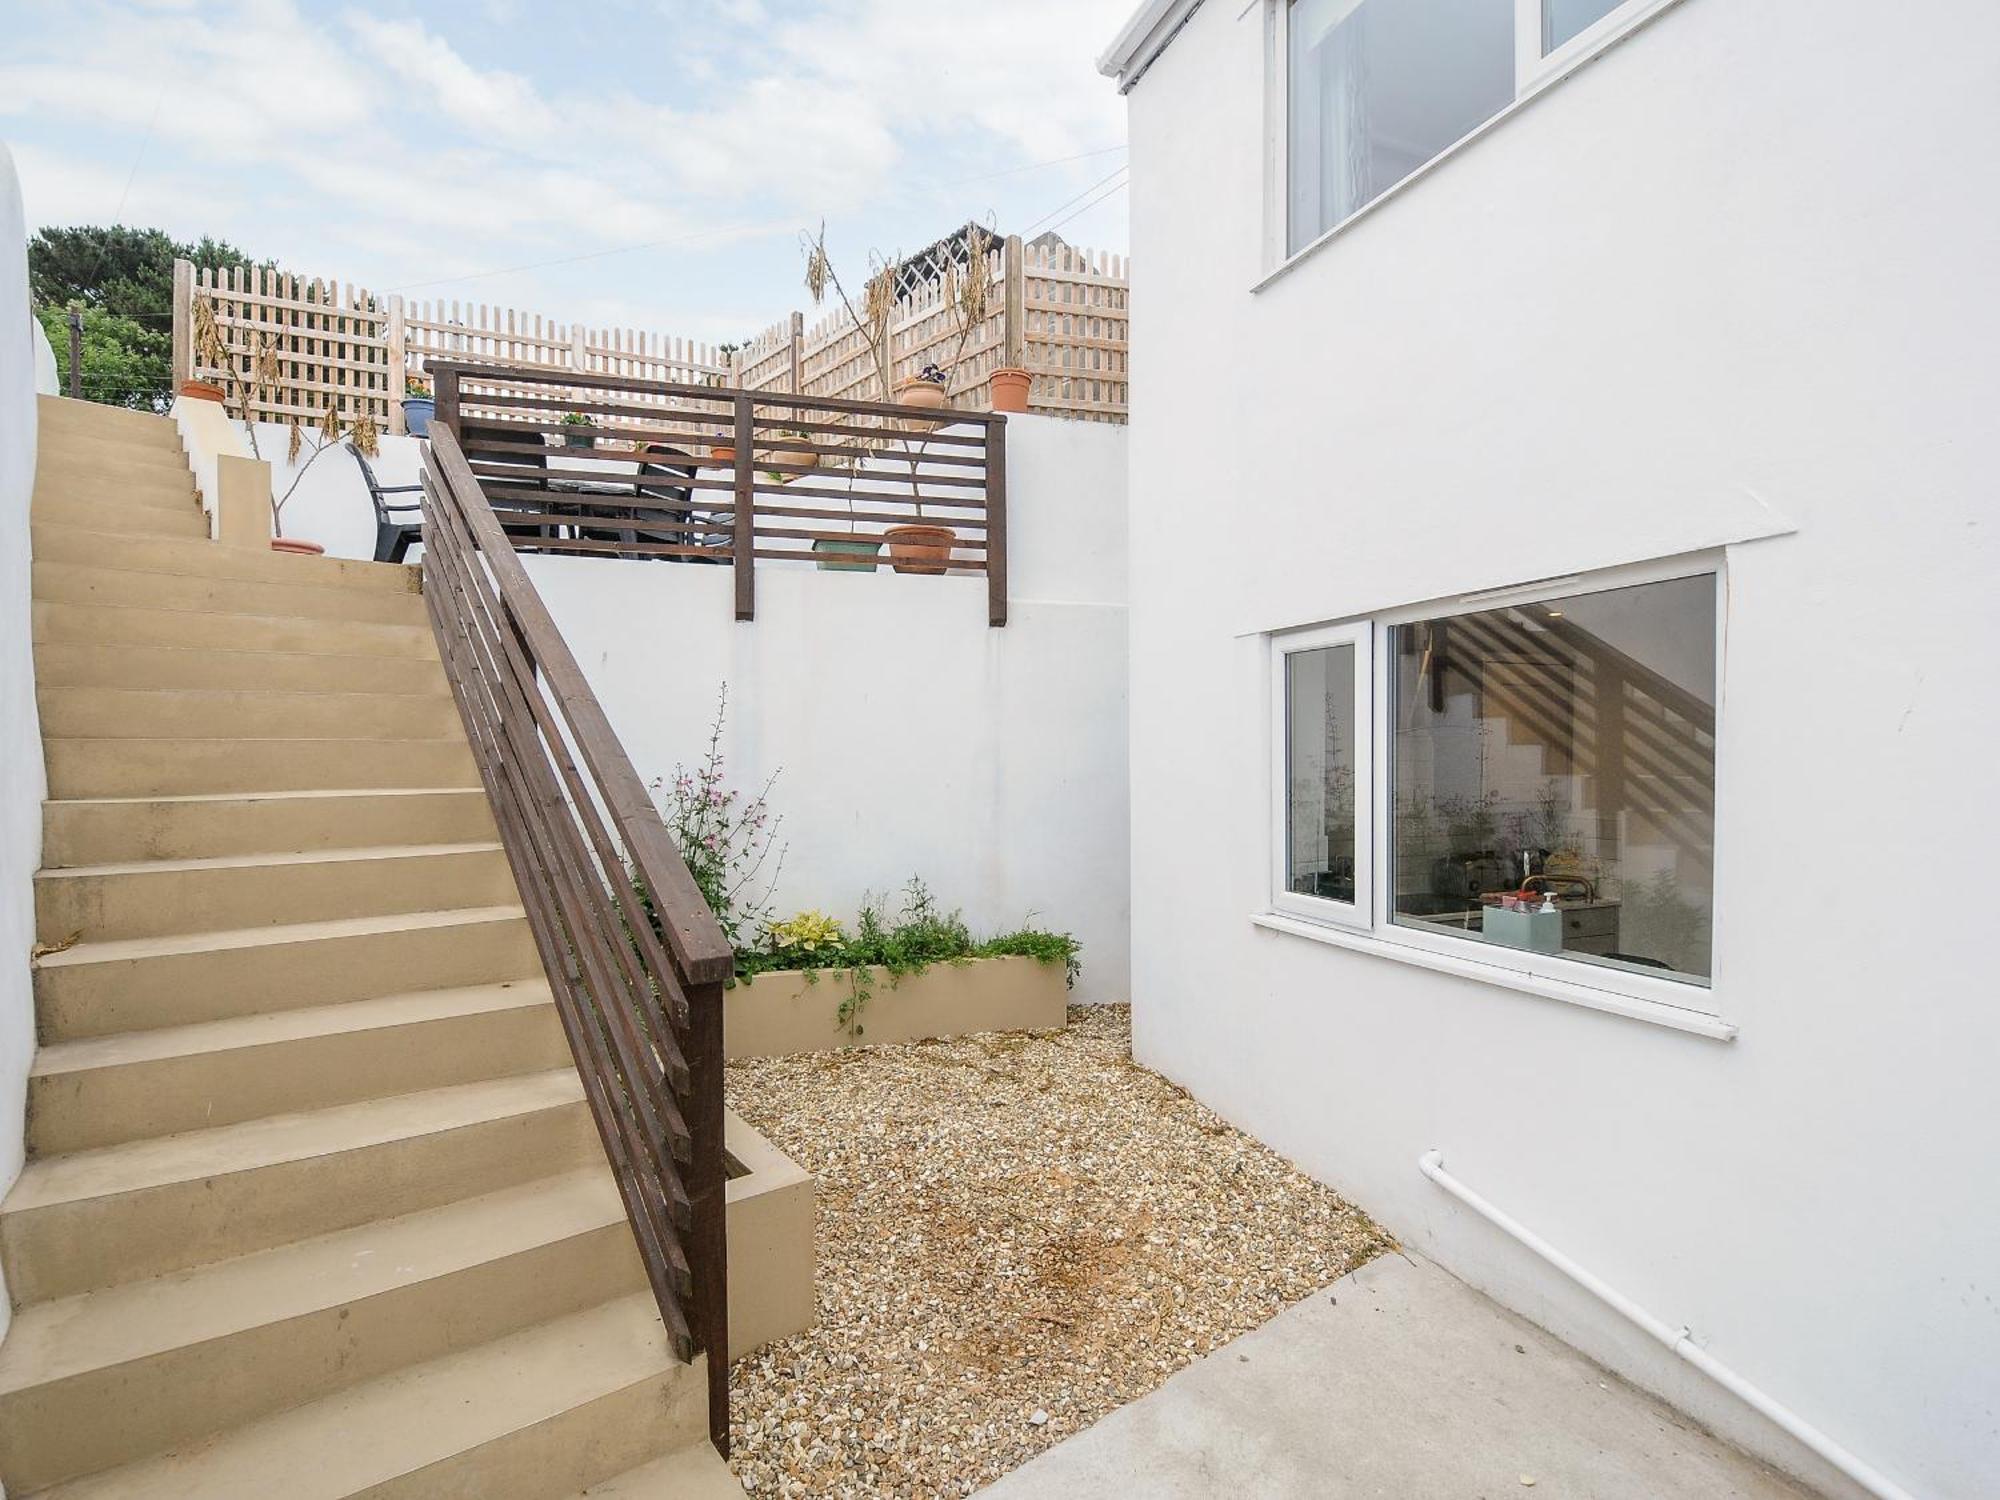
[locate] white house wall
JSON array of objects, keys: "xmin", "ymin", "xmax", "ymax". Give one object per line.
[
  {"xmin": 275, "ymin": 415, "xmax": 1132, "ymax": 1005},
  {"xmin": 1121, "ymin": 1, "xmax": 1998, "ymax": 1496},
  {"xmin": 0, "ymin": 143, "xmax": 48, "ymax": 1347}
]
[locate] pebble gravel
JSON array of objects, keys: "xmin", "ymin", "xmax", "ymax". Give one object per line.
[{"xmin": 723, "ymin": 1004, "xmax": 1393, "ymax": 1497}]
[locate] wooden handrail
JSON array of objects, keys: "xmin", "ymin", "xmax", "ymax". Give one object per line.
[
  {"xmin": 419, "ymin": 422, "xmax": 734, "ymax": 1455},
  {"xmin": 428, "ymin": 362, "xmax": 1010, "ymax": 626}
]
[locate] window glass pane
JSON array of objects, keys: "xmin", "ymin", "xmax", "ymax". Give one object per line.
[
  {"xmin": 1287, "ymin": 0, "xmax": 1515, "ymax": 252},
  {"xmin": 1286, "ymin": 644, "xmax": 1358, "ymax": 905},
  {"xmin": 1545, "ymin": 0, "xmax": 1626, "ymax": 52},
  {"xmin": 1389, "ymin": 576, "xmax": 1716, "ymax": 983}
]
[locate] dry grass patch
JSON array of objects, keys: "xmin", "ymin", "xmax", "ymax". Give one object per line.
[{"xmin": 724, "ymin": 1004, "xmax": 1391, "ymax": 1497}]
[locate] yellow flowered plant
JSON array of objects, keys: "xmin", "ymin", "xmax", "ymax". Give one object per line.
[{"xmin": 766, "ymin": 909, "xmax": 844, "ymax": 956}]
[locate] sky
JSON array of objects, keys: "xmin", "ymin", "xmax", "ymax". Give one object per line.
[{"xmin": 0, "ymin": 0, "xmax": 1134, "ymax": 346}]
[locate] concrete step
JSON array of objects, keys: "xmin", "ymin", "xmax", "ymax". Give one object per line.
[
  {"xmin": 32, "ymin": 639, "xmax": 449, "ymax": 694},
  {"xmin": 28, "ymin": 981, "xmax": 565, "ymax": 1153},
  {"xmin": 44, "ymin": 735, "xmax": 479, "ymax": 798},
  {"xmin": 34, "ymin": 1295, "xmax": 706, "ymax": 1500},
  {"xmin": 36, "ymin": 684, "xmax": 461, "ymax": 742},
  {"xmin": 35, "ymin": 395, "xmax": 181, "ymax": 444},
  {"xmin": 33, "ymin": 561, "xmax": 430, "ymax": 626},
  {"xmin": 41, "ymin": 787, "xmax": 495, "ymax": 866},
  {"xmin": 35, "ymin": 454, "xmax": 199, "ymax": 501},
  {"xmin": 0, "ymin": 1170, "xmax": 641, "ymax": 1493},
  {"xmin": 34, "ymin": 841, "xmax": 516, "ymax": 943},
  {"xmin": 27, "ymin": 497, "xmax": 206, "ymax": 539},
  {"xmin": 0, "ymin": 1068, "xmax": 594, "ymax": 1304},
  {"xmin": 33, "ymin": 904, "xmax": 538, "ymax": 1040},
  {"xmin": 30, "ymin": 527, "xmax": 420, "ymax": 593},
  {"xmin": 569, "ymin": 1446, "xmax": 744, "ymax": 1497},
  {"xmin": 34, "ymin": 599, "xmax": 436, "ymax": 657},
  {"xmin": 36, "ymin": 423, "xmax": 187, "ymax": 466}
]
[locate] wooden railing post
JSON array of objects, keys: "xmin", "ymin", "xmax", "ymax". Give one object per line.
[
  {"xmin": 685, "ymin": 975, "xmax": 730, "ymax": 1455},
  {"xmin": 171, "ymin": 258, "xmax": 193, "ymax": 393},
  {"xmin": 787, "ymin": 311, "xmax": 804, "ymax": 393},
  {"xmin": 987, "ymin": 417, "xmax": 1007, "ymax": 627},
  {"xmin": 733, "ymin": 394, "xmax": 755, "ymax": 621},
  {"xmin": 386, "ymin": 295, "xmax": 408, "ymax": 435},
  {"xmin": 434, "ymin": 364, "xmax": 460, "ymax": 446},
  {"xmin": 1003, "ymin": 234, "xmax": 1025, "ymax": 372}
]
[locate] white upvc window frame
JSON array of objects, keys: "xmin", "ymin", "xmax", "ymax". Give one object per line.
[
  {"xmin": 1266, "ymin": 0, "xmax": 1692, "ymax": 280},
  {"xmin": 1519, "ymin": 0, "xmax": 1687, "ymax": 89},
  {"xmin": 1270, "ymin": 620, "xmax": 1374, "ymax": 930},
  {"xmin": 1264, "ymin": 554, "xmax": 1727, "ymax": 1025}
]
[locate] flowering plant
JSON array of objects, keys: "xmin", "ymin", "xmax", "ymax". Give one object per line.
[{"xmin": 652, "ymin": 685, "xmax": 785, "ymax": 954}]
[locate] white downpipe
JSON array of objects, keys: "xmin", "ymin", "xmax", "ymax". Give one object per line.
[{"xmin": 1417, "ymin": 1151, "xmax": 1920, "ymax": 1500}]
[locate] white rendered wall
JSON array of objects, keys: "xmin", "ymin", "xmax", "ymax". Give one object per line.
[
  {"xmin": 1121, "ymin": 1, "xmax": 1998, "ymax": 1497},
  {"xmin": 526, "ymin": 414, "xmax": 1131, "ymax": 1004},
  {"xmin": 0, "ymin": 143, "xmax": 47, "ymax": 1346},
  {"xmin": 277, "ymin": 415, "xmax": 1132, "ymax": 1004}
]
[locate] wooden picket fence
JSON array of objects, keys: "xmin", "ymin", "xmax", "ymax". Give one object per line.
[
  {"xmin": 733, "ymin": 236, "xmax": 1127, "ymax": 422},
  {"xmin": 171, "ymin": 234, "xmax": 1127, "ymax": 434}
]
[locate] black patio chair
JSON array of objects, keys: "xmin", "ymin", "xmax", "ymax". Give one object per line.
[
  {"xmin": 636, "ymin": 445, "xmax": 726, "ymax": 561},
  {"xmin": 347, "ymin": 443, "xmax": 423, "ymax": 564},
  {"xmin": 459, "ymin": 418, "xmax": 562, "ymax": 550}
]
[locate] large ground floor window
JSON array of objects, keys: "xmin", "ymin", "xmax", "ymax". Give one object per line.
[{"xmin": 1271, "ymin": 563, "xmax": 1718, "ymax": 998}]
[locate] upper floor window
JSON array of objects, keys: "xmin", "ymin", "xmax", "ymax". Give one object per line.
[
  {"xmin": 1286, "ymin": 0, "xmax": 1514, "ymax": 254},
  {"xmin": 1283, "ymin": 0, "xmax": 1670, "ymax": 255}
]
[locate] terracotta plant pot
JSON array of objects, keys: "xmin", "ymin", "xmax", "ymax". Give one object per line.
[
  {"xmin": 770, "ymin": 444, "xmax": 819, "ymax": 479},
  {"xmin": 709, "ymin": 441, "xmax": 736, "ymax": 465},
  {"xmin": 813, "ymin": 537, "xmax": 882, "ymax": 572},
  {"xmin": 271, "ymin": 538, "xmax": 326, "ymax": 556},
  {"xmin": 893, "ymin": 377, "xmax": 950, "ymax": 433},
  {"xmin": 883, "ymin": 523, "xmax": 956, "ymax": 575},
  {"xmin": 989, "ymin": 366, "xmax": 1031, "ymax": 413},
  {"xmin": 178, "ymin": 379, "xmax": 226, "ymax": 403}
]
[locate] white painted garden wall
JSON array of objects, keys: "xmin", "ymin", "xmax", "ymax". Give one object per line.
[
  {"xmin": 1117, "ymin": 1, "xmax": 1999, "ymax": 1496},
  {"xmin": 276, "ymin": 416, "xmax": 1132, "ymax": 1005},
  {"xmin": 0, "ymin": 142, "xmax": 48, "ymax": 1344}
]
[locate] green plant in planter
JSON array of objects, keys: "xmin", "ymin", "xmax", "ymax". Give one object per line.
[
  {"xmin": 741, "ymin": 877, "xmax": 1079, "ymax": 1036},
  {"xmin": 560, "ymin": 410, "xmax": 593, "ymax": 449}
]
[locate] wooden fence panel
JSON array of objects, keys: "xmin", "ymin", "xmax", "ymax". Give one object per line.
[{"xmin": 177, "ymin": 235, "xmax": 1127, "ymax": 433}]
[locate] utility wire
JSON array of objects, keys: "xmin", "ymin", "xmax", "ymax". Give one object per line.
[
  {"xmin": 1019, "ymin": 164, "xmax": 1129, "ymax": 239},
  {"xmin": 1040, "ymin": 176, "xmax": 1130, "ymax": 240}
]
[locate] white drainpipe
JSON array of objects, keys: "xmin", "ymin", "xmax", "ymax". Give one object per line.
[{"xmin": 1417, "ymin": 1151, "xmax": 1919, "ymax": 1500}]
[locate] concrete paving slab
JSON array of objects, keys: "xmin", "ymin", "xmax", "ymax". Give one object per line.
[{"xmin": 978, "ymin": 1253, "xmax": 1818, "ymax": 1500}]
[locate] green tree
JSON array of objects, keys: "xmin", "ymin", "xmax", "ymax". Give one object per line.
[{"xmin": 29, "ymin": 226, "xmax": 268, "ymax": 410}]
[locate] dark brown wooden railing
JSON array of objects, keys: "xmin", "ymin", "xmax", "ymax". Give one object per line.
[
  {"xmin": 427, "ymin": 361, "xmax": 1010, "ymax": 625},
  {"xmin": 419, "ymin": 423, "xmax": 737, "ymax": 1454}
]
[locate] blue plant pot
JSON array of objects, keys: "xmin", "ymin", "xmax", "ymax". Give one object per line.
[{"xmin": 402, "ymin": 396, "xmax": 435, "ymax": 437}]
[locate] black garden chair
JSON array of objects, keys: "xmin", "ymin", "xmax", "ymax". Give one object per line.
[{"xmin": 347, "ymin": 443, "xmax": 423, "ymax": 563}]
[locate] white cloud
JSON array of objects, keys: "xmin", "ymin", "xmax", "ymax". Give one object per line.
[{"xmin": 3, "ymin": 0, "xmax": 1130, "ymax": 326}]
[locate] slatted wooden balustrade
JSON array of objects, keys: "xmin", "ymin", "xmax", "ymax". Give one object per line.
[
  {"xmin": 429, "ymin": 361, "xmax": 1011, "ymax": 625},
  {"xmin": 420, "ymin": 422, "xmax": 736, "ymax": 1454}
]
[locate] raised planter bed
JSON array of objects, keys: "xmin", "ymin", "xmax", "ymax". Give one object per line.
[
  {"xmin": 725, "ymin": 954, "xmax": 1068, "ymax": 1060},
  {"xmin": 725, "ymin": 1109, "xmax": 815, "ymax": 1359}
]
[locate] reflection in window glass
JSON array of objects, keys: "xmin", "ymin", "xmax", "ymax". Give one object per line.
[
  {"xmin": 1389, "ymin": 576, "xmax": 1716, "ymax": 983},
  {"xmin": 1545, "ymin": 0, "xmax": 1627, "ymax": 52},
  {"xmin": 1286, "ymin": 644, "xmax": 1358, "ymax": 905},
  {"xmin": 1287, "ymin": 0, "xmax": 1514, "ymax": 253}
]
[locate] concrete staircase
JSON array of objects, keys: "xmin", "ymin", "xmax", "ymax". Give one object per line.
[{"xmin": 0, "ymin": 397, "xmax": 741, "ymax": 1497}]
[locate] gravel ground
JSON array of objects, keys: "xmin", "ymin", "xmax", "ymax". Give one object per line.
[{"xmin": 723, "ymin": 1004, "xmax": 1393, "ymax": 1498}]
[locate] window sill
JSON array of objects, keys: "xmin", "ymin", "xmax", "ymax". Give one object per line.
[
  {"xmin": 1248, "ymin": 910, "xmax": 1738, "ymax": 1041},
  {"xmin": 1254, "ymin": 0, "xmax": 1692, "ymax": 296}
]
